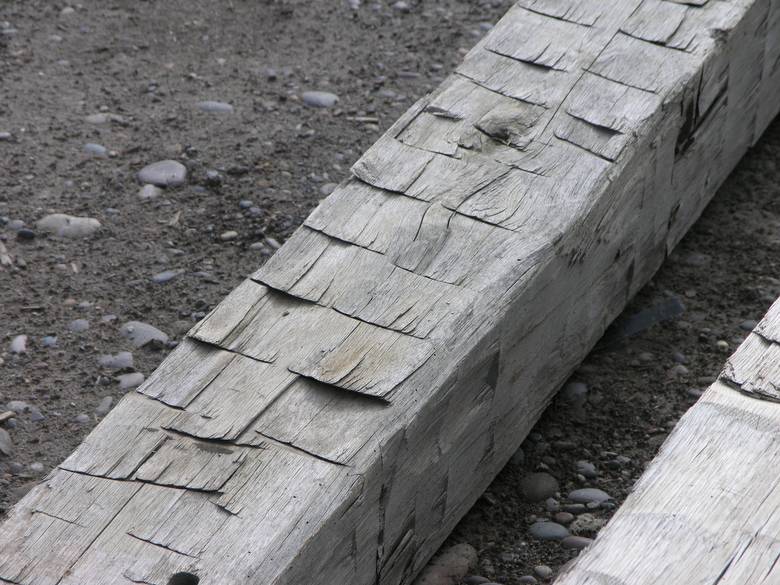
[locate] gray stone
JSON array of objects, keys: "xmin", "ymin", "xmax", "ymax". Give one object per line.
[
  {"xmin": 68, "ymin": 318, "xmax": 90, "ymax": 333},
  {"xmin": 560, "ymin": 381, "xmax": 588, "ymax": 403},
  {"xmin": 0, "ymin": 132, "xmax": 12, "ymax": 141},
  {"xmin": 95, "ymin": 396, "xmax": 113, "ymax": 417},
  {"xmin": 118, "ymin": 372, "xmax": 145, "ymax": 389},
  {"xmin": 98, "ymin": 351, "xmax": 134, "ymax": 369},
  {"xmin": 302, "ymin": 91, "xmax": 339, "ymax": 108},
  {"xmin": 520, "ymin": 472, "xmax": 559, "ymax": 502},
  {"xmin": 239, "ymin": 199, "xmax": 254, "ymax": 209},
  {"xmin": 415, "ymin": 542, "xmax": 477, "ymax": 585},
  {"xmin": 554, "ymin": 511, "xmax": 574, "ymax": 525},
  {"xmin": 196, "ymin": 100, "xmax": 234, "ymax": 113},
  {"xmin": 517, "ymin": 577, "xmax": 537, "ymax": 585},
  {"xmin": 533, "ymin": 566, "xmax": 553, "ymax": 579},
  {"xmin": 220, "ymin": 230, "xmax": 238, "ymax": 241},
  {"xmin": 463, "ymin": 577, "xmax": 491, "ymax": 585},
  {"xmin": 41, "ymin": 336, "xmax": 58, "ymax": 348},
  {"xmin": 74, "ymin": 413, "xmax": 90, "ymax": 424},
  {"xmin": 37, "ymin": 213, "xmax": 101, "ymax": 238},
  {"xmin": 137, "ymin": 160, "xmax": 187, "ymax": 187},
  {"xmin": 528, "ymin": 521, "xmax": 569, "ymax": 541},
  {"xmin": 85, "ymin": 113, "xmax": 125, "ymax": 125},
  {"xmin": 575, "ymin": 460, "xmax": 597, "ymax": 479},
  {"xmin": 6, "ymin": 401, "xmax": 29, "ymax": 414},
  {"xmin": 561, "ymin": 535, "xmax": 593, "ymax": 550},
  {"xmin": 84, "ymin": 143, "xmax": 108, "ymax": 157},
  {"xmin": 28, "ymin": 462, "xmax": 45, "ymax": 474},
  {"xmin": 0, "ymin": 429, "xmax": 12, "ymax": 456},
  {"xmin": 740, "ymin": 319, "xmax": 758, "ymax": 331},
  {"xmin": 28, "ymin": 407, "xmax": 45, "ymax": 422},
  {"xmin": 9, "ymin": 335, "xmax": 27, "ymax": 353},
  {"xmin": 320, "ymin": 182, "xmax": 337, "ymax": 196},
  {"xmin": 567, "ymin": 488, "xmax": 612, "ymax": 504},
  {"xmin": 152, "ymin": 269, "xmax": 184, "ymax": 284},
  {"xmin": 138, "ymin": 184, "xmax": 162, "ymax": 200},
  {"xmin": 509, "ymin": 446, "xmax": 525, "ymax": 467},
  {"xmin": 119, "ymin": 321, "xmax": 169, "ymax": 348},
  {"xmin": 569, "ymin": 513, "xmax": 606, "ymax": 535}
]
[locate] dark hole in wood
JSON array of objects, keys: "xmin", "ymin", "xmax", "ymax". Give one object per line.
[{"xmin": 168, "ymin": 573, "xmax": 199, "ymax": 585}]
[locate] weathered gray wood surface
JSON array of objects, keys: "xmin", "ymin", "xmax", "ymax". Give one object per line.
[
  {"xmin": 2, "ymin": 0, "xmax": 780, "ymax": 583},
  {"xmin": 555, "ymin": 296, "xmax": 780, "ymax": 585}
]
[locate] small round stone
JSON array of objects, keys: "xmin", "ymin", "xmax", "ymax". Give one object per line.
[
  {"xmin": 567, "ymin": 488, "xmax": 612, "ymax": 504},
  {"xmin": 302, "ymin": 90, "xmax": 339, "ymax": 108},
  {"xmin": 137, "ymin": 160, "xmax": 187, "ymax": 187},
  {"xmin": 196, "ymin": 100, "xmax": 234, "ymax": 113},
  {"xmin": 84, "ymin": 143, "xmax": 108, "ymax": 157},
  {"xmin": 528, "ymin": 521, "xmax": 569, "ymax": 541},
  {"xmin": 561, "ymin": 535, "xmax": 593, "ymax": 550},
  {"xmin": 220, "ymin": 230, "xmax": 238, "ymax": 241},
  {"xmin": 534, "ymin": 565, "xmax": 553, "ymax": 579},
  {"xmin": 74, "ymin": 413, "xmax": 91, "ymax": 424},
  {"xmin": 520, "ymin": 472, "xmax": 559, "ymax": 502},
  {"xmin": 68, "ymin": 319, "xmax": 90, "ymax": 333}
]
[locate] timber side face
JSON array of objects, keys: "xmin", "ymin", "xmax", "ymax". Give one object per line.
[
  {"xmin": 555, "ymin": 298, "xmax": 780, "ymax": 585},
  {"xmin": 2, "ymin": 0, "xmax": 780, "ymax": 584}
]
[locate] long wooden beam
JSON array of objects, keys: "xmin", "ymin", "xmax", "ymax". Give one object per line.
[
  {"xmin": 556, "ymin": 297, "xmax": 780, "ymax": 585},
  {"xmin": 2, "ymin": 1, "xmax": 780, "ymax": 584}
]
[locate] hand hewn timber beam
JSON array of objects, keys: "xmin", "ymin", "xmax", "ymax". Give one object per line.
[
  {"xmin": 2, "ymin": 0, "xmax": 780, "ymax": 584},
  {"xmin": 555, "ymin": 297, "xmax": 780, "ymax": 585}
]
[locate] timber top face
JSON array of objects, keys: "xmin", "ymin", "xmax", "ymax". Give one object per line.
[{"xmin": 1, "ymin": 0, "xmax": 779, "ymax": 584}]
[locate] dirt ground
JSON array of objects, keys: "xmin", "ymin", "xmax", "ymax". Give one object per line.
[{"xmin": 1, "ymin": 1, "xmax": 779, "ymax": 584}]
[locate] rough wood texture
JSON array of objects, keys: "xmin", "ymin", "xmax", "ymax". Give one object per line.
[
  {"xmin": 555, "ymin": 296, "xmax": 780, "ymax": 585},
  {"xmin": 2, "ymin": 0, "xmax": 780, "ymax": 583}
]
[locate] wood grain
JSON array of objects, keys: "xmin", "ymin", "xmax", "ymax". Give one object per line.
[{"xmin": 1, "ymin": 0, "xmax": 779, "ymax": 583}]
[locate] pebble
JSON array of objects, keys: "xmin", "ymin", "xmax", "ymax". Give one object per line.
[
  {"xmin": 138, "ymin": 184, "xmax": 163, "ymax": 200},
  {"xmin": 37, "ymin": 213, "xmax": 101, "ymax": 238},
  {"xmin": 196, "ymin": 100, "xmax": 234, "ymax": 113},
  {"xmin": 68, "ymin": 319, "xmax": 90, "ymax": 333},
  {"xmin": 95, "ymin": 396, "xmax": 113, "ymax": 417},
  {"xmin": 17, "ymin": 227, "xmax": 36, "ymax": 240},
  {"xmin": 9, "ymin": 335, "xmax": 27, "ymax": 353},
  {"xmin": 528, "ymin": 521, "xmax": 569, "ymax": 541},
  {"xmin": 533, "ymin": 566, "xmax": 553, "ymax": 580},
  {"xmin": 509, "ymin": 447, "xmax": 525, "ymax": 467},
  {"xmin": 463, "ymin": 577, "xmax": 491, "ymax": 585},
  {"xmin": 152, "ymin": 269, "xmax": 184, "ymax": 284},
  {"xmin": 716, "ymin": 340, "xmax": 729, "ymax": 352},
  {"xmin": 98, "ymin": 351, "xmax": 134, "ymax": 369},
  {"xmin": 84, "ymin": 143, "xmax": 108, "ymax": 158},
  {"xmin": 414, "ymin": 543, "xmax": 476, "ymax": 585},
  {"xmin": 302, "ymin": 91, "xmax": 339, "ymax": 108},
  {"xmin": 118, "ymin": 372, "xmax": 146, "ymax": 389},
  {"xmin": 85, "ymin": 112, "xmax": 125, "ymax": 125},
  {"xmin": 576, "ymin": 460, "xmax": 597, "ymax": 479},
  {"xmin": 517, "ymin": 578, "xmax": 537, "ymax": 585},
  {"xmin": 74, "ymin": 413, "xmax": 90, "ymax": 424},
  {"xmin": 119, "ymin": 321, "xmax": 169, "ymax": 348},
  {"xmin": 0, "ymin": 132, "xmax": 12, "ymax": 141},
  {"xmin": 41, "ymin": 336, "xmax": 58, "ymax": 348},
  {"xmin": 740, "ymin": 320, "xmax": 758, "ymax": 331},
  {"xmin": 239, "ymin": 199, "xmax": 254, "ymax": 209},
  {"xmin": 545, "ymin": 497, "xmax": 559, "ymax": 513},
  {"xmin": 559, "ymin": 381, "xmax": 588, "ymax": 403},
  {"xmin": 0, "ymin": 429, "xmax": 12, "ymax": 456},
  {"xmin": 569, "ymin": 513, "xmax": 606, "ymax": 535},
  {"xmin": 520, "ymin": 472, "xmax": 559, "ymax": 502},
  {"xmin": 137, "ymin": 160, "xmax": 187, "ymax": 187},
  {"xmin": 6, "ymin": 401, "xmax": 30, "ymax": 414},
  {"xmin": 392, "ymin": 0, "xmax": 411, "ymax": 11},
  {"xmin": 561, "ymin": 535, "xmax": 593, "ymax": 550},
  {"xmin": 28, "ymin": 462, "xmax": 45, "ymax": 474},
  {"xmin": 220, "ymin": 230, "xmax": 238, "ymax": 241},
  {"xmin": 554, "ymin": 511, "xmax": 574, "ymax": 525},
  {"xmin": 568, "ymin": 488, "xmax": 612, "ymax": 504},
  {"xmin": 669, "ymin": 364, "xmax": 689, "ymax": 378},
  {"xmin": 320, "ymin": 182, "xmax": 337, "ymax": 196},
  {"xmin": 29, "ymin": 407, "xmax": 45, "ymax": 422}
]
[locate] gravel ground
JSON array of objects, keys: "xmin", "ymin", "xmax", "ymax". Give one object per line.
[{"xmin": 1, "ymin": 2, "xmax": 779, "ymax": 584}]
